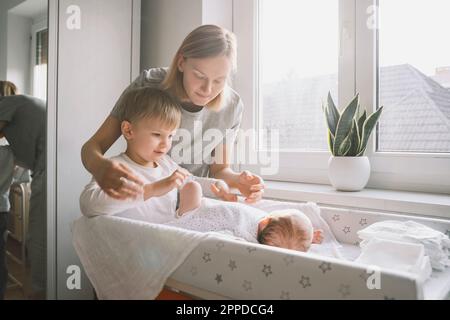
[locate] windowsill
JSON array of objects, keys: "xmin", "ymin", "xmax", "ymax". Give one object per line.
[{"xmin": 264, "ymin": 181, "xmax": 450, "ymax": 219}]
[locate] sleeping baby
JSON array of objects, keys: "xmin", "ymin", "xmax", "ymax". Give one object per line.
[{"xmin": 166, "ymin": 182, "xmax": 324, "ymax": 252}]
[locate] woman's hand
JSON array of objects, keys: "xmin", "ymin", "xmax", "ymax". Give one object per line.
[
  {"xmin": 236, "ymin": 171, "xmax": 265, "ymax": 203},
  {"xmin": 210, "ymin": 171, "xmax": 264, "ymax": 203},
  {"xmin": 94, "ymin": 158, "xmax": 144, "ymax": 200}
]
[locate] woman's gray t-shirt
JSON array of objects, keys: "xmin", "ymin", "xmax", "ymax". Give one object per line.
[
  {"xmin": 111, "ymin": 68, "xmax": 243, "ymax": 177},
  {"xmin": 0, "ymin": 95, "xmax": 46, "ymax": 171}
]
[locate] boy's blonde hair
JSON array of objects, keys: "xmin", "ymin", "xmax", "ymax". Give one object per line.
[
  {"xmin": 257, "ymin": 210, "xmax": 313, "ymax": 251},
  {"xmin": 117, "ymin": 87, "xmax": 181, "ymax": 129},
  {"xmin": 0, "ymin": 80, "xmax": 17, "ymax": 96},
  {"xmin": 161, "ymin": 24, "xmax": 237, "ymax": 111}
]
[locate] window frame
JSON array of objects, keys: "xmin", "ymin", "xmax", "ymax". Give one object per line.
[
  {"xmin": 30, "ymin": 16, "xmax": 48, "ymax": 100},
  {"xmin": 232, "ymin": 0, "xmax": 450, "ymax": 194}
]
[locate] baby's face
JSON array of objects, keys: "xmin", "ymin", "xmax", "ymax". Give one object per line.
[{"xmin": 125, "ymin": 117, "xmax": 177, "ymax": 165}]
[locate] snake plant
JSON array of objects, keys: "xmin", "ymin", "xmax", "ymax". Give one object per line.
[{"xmin": 323, "ymin": 92, "xmax": 383, "ymax": 156}]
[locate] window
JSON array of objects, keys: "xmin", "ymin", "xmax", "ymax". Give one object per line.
[
  {"xmin": 377, "ymin": 0, "xmax": 450, "ymax": 153},
  {"xmin": 233, "ymin": 0, "xmax": 450, "ymax": 193},
  {"xmin": 31, "ymin": 22, "xmax": 48, "ymax": 101},
  {"xmin": 258, "ymin": 0, "xmax": 338, "ymax": 152}
]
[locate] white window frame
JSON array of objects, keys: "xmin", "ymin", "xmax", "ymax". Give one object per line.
[
  {"xmin": 30, "ymin": 16, "xmax": 48, "ymax": 99},
  {"xmin": 233, "ymin": 0, "xmax": 450, "ymax": 194}
]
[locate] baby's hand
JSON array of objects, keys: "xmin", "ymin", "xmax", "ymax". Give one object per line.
[{"xmin": 312, "ymin": 229, "xmax": 324, "ymax": 244}]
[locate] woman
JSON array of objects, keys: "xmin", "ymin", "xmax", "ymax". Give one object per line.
[
  {"xmin": 81, "ymin": 25, "xmax": 264, "ymax": 202},
  {"xmin": 0, "ymin": 80, "xmax": 46, "ymax": 299}
]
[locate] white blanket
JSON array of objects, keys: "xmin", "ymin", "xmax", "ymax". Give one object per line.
[
  {"xmin": 72, "ymin": 215, "xmax": 208, "ymax": 300},
  {"xmin": 72, "ymin": 199, "xmax": 340, "ymax": 300}
]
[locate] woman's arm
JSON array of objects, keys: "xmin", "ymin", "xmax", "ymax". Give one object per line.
[
  {"xmin": 209, "ymin": 143, "xmax": 265, "ymax": 203},
  {"xmin": 81, "ymin": 115, "xmax": 144, "ymax": 200}
]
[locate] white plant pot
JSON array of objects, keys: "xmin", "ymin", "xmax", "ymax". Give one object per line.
[{"xmin": 328, "ymin": 156, "xmax": 371, "ymax": 191}]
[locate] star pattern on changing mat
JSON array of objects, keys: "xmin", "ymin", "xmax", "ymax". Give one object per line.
[
  {"xmin": 359, "ymin": 218, "xmax": 368, "ymax": 226},
  {"xmin": 299, "ymin": 275, "xmax": 311, "ymax": 289},
  {"xmin": 318, "ymin": 262, "xmax": 332, "ymax": 274},
  {"xmin": 202, "ymin": 252, "xmax": 212, "ymax": 263},
  {"xmin": 262, "ymin": 264, "xmax": 273, "ymax": 277},
  {"xmin": 283, "ymin": 255, "xmax": 294, "ymax": 266},
  {"xmin": 216, "ymin": 241, "xmax": 225, "ymax": 251},
  {"xmin": 228, "ymin": 259, "xmax": 237, "ymax": 271},
  {"xmin": 332, "ymin": 214, "xmax": 340, "ymax": 222},
  {"xmin": 280, "ymin": 291, "xmax": 290, "ymax": 300},
  {"xmin": 338, "ymin": 284, "xmax": 351, "ymax": 298},
  {"xmin": 190, "ymin": 266, "xmax": 198, "ymax": 277},
  {"xmin": 242, "ymin": 280, "xmax": 252, "ymax": 291},
  {"xmin": 215, "ymin": 274, "xmax": 223, "ymax": 284},
  {"xmin": 359, "ymin": 271, "xmax": 371, "ymax": 283},
  {"xmin": 342, "ymin": 226, "xmax": 351, "ymax": 234},
  {"xmin": 246, "ymin": 247, "xmax": 257, "ymax": 254}
]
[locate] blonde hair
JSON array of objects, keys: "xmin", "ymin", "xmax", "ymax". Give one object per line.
[
  {"xmin": 117, "ymin": 87, "xmax": 181, "ymax": 129},
  {"xmin": 161, "ymin": 24, "xmax": 237, "ymax": 111},
  {"xmin": 257, "ymin": 211, "xmax": 313, "ymax": 251},
  {"xmin": 0, "ymin": 81, "xmax": 17, "ymax": 96}
]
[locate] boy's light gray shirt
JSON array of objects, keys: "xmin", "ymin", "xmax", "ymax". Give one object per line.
[{"xmin": 111, "ymin": 68, "xmax": 243, "ymax": 177}]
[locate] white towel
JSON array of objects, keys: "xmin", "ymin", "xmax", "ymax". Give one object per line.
[
  {"xmin": 357, "ymin": 220, "xmax": 450, "ymax": 271},
  {"xmin": 72, "ymin": 215, "xmax": 208, "ymax": 300},
  {"xmin": 355, "ymin": 238, "xmax": 432, "ymax": 282}
]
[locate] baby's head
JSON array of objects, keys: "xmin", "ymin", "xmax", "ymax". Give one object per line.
[
  {"xmin": 257, "ymin": 209, "xmax": 315, "ymax": 252},
  {"xmin": 117, "ymin": 87, "xmax": 181, "ymax": 165}
]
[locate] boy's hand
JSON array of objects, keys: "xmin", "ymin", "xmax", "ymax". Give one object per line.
[
  {"xmin": 312, "ymin": 229, "xmax": 324, "ymax": 244},
  {"xmin": 146, "ymin": 168, "xmax": 190, "ymax": 198},
  {"xmin": 210, "ymin": 180, "xmax": 238, "ymax": 202}
]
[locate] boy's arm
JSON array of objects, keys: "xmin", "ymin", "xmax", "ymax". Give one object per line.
[
  {"xmin": 190, "ymin": 176, "xmax": 237, "ymax": 200},
  {"xmin": 79, "ymin": 178, "xmax": 145, "ymax": 217},
  {"xmin": 80, "ymin": 168, "xmax": 190, "ymax": 217}
]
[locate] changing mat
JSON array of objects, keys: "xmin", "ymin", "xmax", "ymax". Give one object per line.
[{"xmin": 72, "ymin": 199, "xmax": 340, "ymax": 299}]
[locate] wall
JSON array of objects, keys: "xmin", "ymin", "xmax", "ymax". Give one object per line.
[
  {"xmin": 53, "ymin": 0, "xmax": 139, "ymax": 299},
  {"xmin": 140, "ymin": 0, "xmax": 202, "ymax": 69},
  {"xmin": 0, "ymin": 0, "xmax": 26, "ymax": 80},
  {"xmin": 6, "ymin": 13, "xmax": 31, "ymax": 94},
  {"xmin": 140, "ymin": 0, "xmax": 232, "ymax": 70}
]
